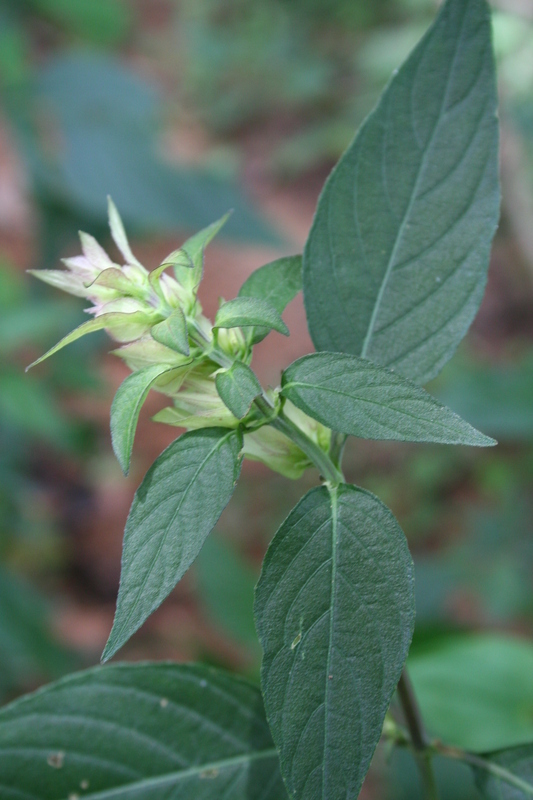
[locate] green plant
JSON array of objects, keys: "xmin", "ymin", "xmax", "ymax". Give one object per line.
[{"xmin": 3, "ymin": 0, "xmax": 533, "ymax": 797}]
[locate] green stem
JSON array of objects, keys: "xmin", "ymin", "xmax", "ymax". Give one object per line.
[
  {"xmin": 254, "ymin": 396, "xmax": 344, "ymax": 486},
  {"xmin": 397, "ymin": 671, "xmax": 440, "ymax": 800}
]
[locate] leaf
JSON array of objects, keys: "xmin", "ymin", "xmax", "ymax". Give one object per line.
[
  {"xmin": 0, "ymin": 565, "xmax": 74, "ymax": 700},
  {"xmin": 151, "ymin": 308, "xmax": 190, "ymax": 356},
  {"xmin": 196, "ymin": 536, "xmax": 260, "ymax": 653},
  {"xmin": 281, "ymin": 352, "xmax": 495, "ymax": 446},
  {"xmin": 255, "ymin": 484, "xmax": 415, "ymax": 800},
  {"xmin": 436, "ymin": 354, "xmax": 533, "ymax": 441},
  {"xmin": 215, "ymin": 298, "xmax": 289, "ymax": 337},
  {"xmin": 25, "ymin": 312, "xmax": 151, "ymax": 370},
  {"xmin": 102, "ymin": 427, "xmax": 243, "ymax": 661},
  {"xmin": 110, "ymin": 363, "xmax": 178, "ymax": 475},
  {"xmin": 0, "ymin": 368, "xmax": 75, "ymax": 449},
  {"xmin": 474, "ymin": 745, "xmax": 533, "ymax": 799},
  {"xmin": 303, "ymin": 0, "xmax": 500, "ymax": 385},
  {"xmin": 86, "ymin": 267, "xmax": 136, "ymax": 294},
  {"xmin": 408, "ymin": 635, "xmax": 533, "ymax": 752},
  {"xmin": 33, "ymin": 54, "xmax": 281, "ymax": 244},
  {"xmin": 0, "ymin": 662, "xmax": 286, "ymax": 799},
  {"xmin": 238, "ymin": 255, "xmax": 302, "ymax": 344},
  {"xmin": 29, "ymin": 0, "xmax": 131, "ymax": 46},
  {"xmin": 215, "ymin": 362, "xmax": 262, "ymax": 419},
  {"xmin": 165, "ymin": 212, "xmax": 232, "ymax": 291}
]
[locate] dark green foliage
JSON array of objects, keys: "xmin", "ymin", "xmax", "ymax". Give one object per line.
[
  {"xmin": 0, "ymin": 663, "xmax": 287, "ymax": 799},
  {"xmin": 103, "ymin": 428, "xmax": 243, "ymax": 661},
  {"xmin": 303, "ymin": 0, "xmax": 499, "ymax": 385},
  {"xmin": 255, "ymin": 485, "xmax": 415, "ymax": 800}
]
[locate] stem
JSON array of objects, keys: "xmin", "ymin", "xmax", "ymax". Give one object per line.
[
  {"xmin": 397, "ymin": 671, "xmax": 429, "ymax": 751},
  {"xmin": 397, "ymin": 671, "xmax": 439, "ymax": 800},
  {"xmin": 255, "ymin": 399, "xmax": 344, "ymax": 486}
]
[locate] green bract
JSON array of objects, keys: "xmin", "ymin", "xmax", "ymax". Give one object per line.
[{"xmin": 18, "ymin": 0, "xmax": 518, "ymax": 798}]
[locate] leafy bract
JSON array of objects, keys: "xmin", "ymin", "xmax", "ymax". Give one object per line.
[
  {"xmin": 303, "ymin": 0, "xmax": 499, "ymax": 385},
  {"xmin": 110, "ymin": 363, "xmax": 177, "ymax": 475},
  {"xmin": 162, "ymin": 212, "xmax": 232, "ymax": 292},
  {"xmin": 475, "ymin": 745, "xmax": 533, "ymax": 799},
  {"xmin": 408, "ymin": 635, "xmax": 533, "ymax": 752},
  {"xmin": 25, "ymin": 312, "xmax": 151, "ymax": 370},
  {"xmin": 0, "ymin": 662, "xmax": 286, "ymax": 799},
  {"xmin": 215, "ymin": 298, "xmax": 289, "ymax": 337},
  {"xmin": 151, "ymin": 307, "xmax": 190, "ymax": 355},
  {"xmin": 255, "ymin": 484, "xmax": 415, "ymax": 800},
  {"xmin": 281, "ymin": 352, "xmax": 495, "ymax": 446},
  {"xmin": 216, "ymin": 362, "xmax": 262, "ymax": 419},
  {"xmin": 103, "ymin": 428, "xmax": 243, "ymax": 661},
  {"xmin": 239, "ymin": 255, "xmax": 302, "ymax": 344}
]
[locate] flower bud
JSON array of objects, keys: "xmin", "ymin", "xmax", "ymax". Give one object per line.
[
  {"xmin": 153, "ymin": 365, "xmax": 240, "ymax": 430},
  {"xmin": 243, "ymin": 426, "xmax": 312, "ymax": 479},
  {"xmin": 217, "ymin": 325, "xmax": 249, "ymax": 361}
]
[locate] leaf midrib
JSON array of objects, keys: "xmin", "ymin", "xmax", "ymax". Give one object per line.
[
  {"xmin": 360, "ymin": 1, "xmax": 469, "ymax": 359},
  {"xmin": 322, "ymin": 486, "xmax": 338, "ymax": 796}
]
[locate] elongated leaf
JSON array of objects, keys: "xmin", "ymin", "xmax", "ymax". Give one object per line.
[
  {"xmin": 409, "ymin": 635, "xmax": 533, "ymax": 752},
  {"xmin": 111, "ymin": 363, "xmax": 177, "ymax": 475},
  {"xmin": 255, "ymin": 484, "xmax": 415, "ymax": 800},
  {"xmin": 215, "ymin": 298, "xmax": 289, "ymax": 337},
  {"xmin": 474, "ymin": 745, "xmax": 533, "ymax": 799},
  {"xmin": 216, "ymin": 362, "xmax": 262, "ymax": 419},
  {"xmin": 103, "ymin": 428, "xmax": 243, "ymax": 661},
  {"xmin": 0, "ymin": 662, "xmax": 286, "ymax": 799},
  {"xmin": 151, "ymin": 307, "xmax": 190, "ymax": 356},
  {"xmin": 303, "ymin": 0, "xmax": 499, "ymax": 385},
  {"xmin": 239, "ymin": 255, "xmax": 302, "ymax": 344},
  {"xmin": 281, "ymin": 352, "xmax": 495, "ymax": 446},
  {"xmin": 25, "ymin": 312, "xmax": 151, "ymax": 370}
]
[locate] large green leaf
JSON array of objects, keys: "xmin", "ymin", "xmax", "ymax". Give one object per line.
[
  {"xmin": 238, "ymin": 255, "xmax": 302, "ymax": 344},
  {"xmin": 408, "ymin": 635, "xmax": 533, "ymax": 752},
  {"xmin": 474, "ymin": 745, "xmax": 533, "ymax": 799},
  {"xmin": 102, "ymin": 428, "xmax": 243, "ymax": 661},
  {"xmin": 110, "ymin": 363, "xmax": 178, "ymax": 475},
  {"xmin": 255, "ymin": 484, "xmax": 415, "ymax": 800},
  {"xmin": 281, "ymin": 353, "xmax": 495, "ymax": 446},
  {"xmin": 0, "ymin": 662, "xmax": 286, "ymax": 799},
  {"xmin": 303, "ymin": 0, "xmax": 499, "ymax": 385}
]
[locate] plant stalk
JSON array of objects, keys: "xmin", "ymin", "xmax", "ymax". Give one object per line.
[
  {"xmin": 253, "ymin": 396, "xmax": 344, "ymax": 485},
  {"xmin": 397, "ymin": 670, "xmax": 440, "ymax": 800}
]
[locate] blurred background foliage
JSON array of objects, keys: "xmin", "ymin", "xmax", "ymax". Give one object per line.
[{"xmin": 0, "ymin": 0, "xmax": 533, "ymax": 797}]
